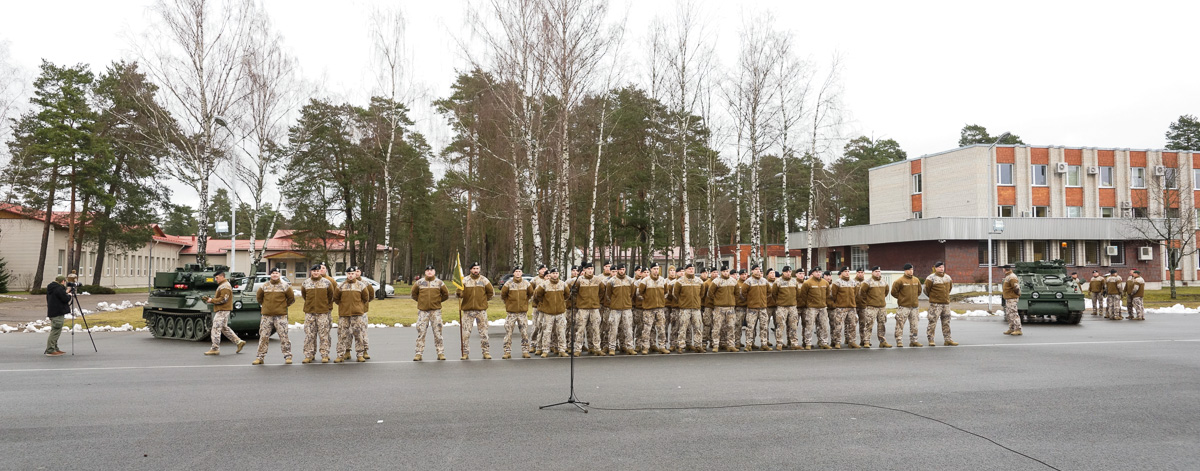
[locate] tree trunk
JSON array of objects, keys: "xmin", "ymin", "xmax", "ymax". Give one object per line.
[{"xmin": 32, "ymin": 165, "xmax": 60, "ymax": 291}]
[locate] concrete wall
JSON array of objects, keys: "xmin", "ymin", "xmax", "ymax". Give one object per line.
[{"xmin": 869, "ymin": 161, "xmax": 912, "ymax": 224}]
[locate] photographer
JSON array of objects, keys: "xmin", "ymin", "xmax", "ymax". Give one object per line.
[{"xmin": 44, "ymin": 275, "xmax": 70, "ymax": 356}]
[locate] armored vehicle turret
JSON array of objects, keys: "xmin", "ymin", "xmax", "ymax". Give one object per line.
[
  {"xmin": 142, "ymin": 264, "xmax": 263, "ymax": 340},
  {"xmin": 1015, "ymin": 260, "xmax": 1085, "ymax": 324}
]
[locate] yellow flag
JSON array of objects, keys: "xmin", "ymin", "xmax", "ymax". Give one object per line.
[{"xmin": 451, "ymin": 252, "xmax": 465, "ymax": 291}]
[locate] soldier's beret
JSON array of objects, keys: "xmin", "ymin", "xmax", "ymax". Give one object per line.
[
  {"xmin": 766, "ymin": 269, "xmax": 776, "ymax": 276},
  {"xmin": 513, "ymin": 266, "xmax": 523, "ymax": 272},
  {"xmin": 903, "ymin": 263, "xmax": 913, "ymax": 270},
  {"xmin": 424, "ymin": 265, "xmax": 435, "ymax": 271},
  {"xmin": 548, "ymin": 268, "xmax": 558, "ymax": 273},
  {"xmin": 649, "ymin": 262, "xmax": 660, "ymax": 268},
  {"xmin": 823, "ymin": 270, "xmax": 832, "ymax": 276},
  {"xmin": 603, "ymin": 260, "xmax": 612, "ymax": 266},
  {"xmin": 872, "ymin": 266, "xmax": 881, "ymax": 271},
  {"xmin": 840, "ymin": 267, "xmax": 850, "ymax": 273},
  {"xmin": 469, "ymin": 262, "xmax": 480, "ymax": 269},
  {"xmin": 615, "ymin": 263, "xmax": 626, "ymax": 270},
  {"xmin": 856, "ymin": 267, "xmax": 865, "ymax": 272},
  {"xmin": 750, "ymin": 264, "xmax": 760, "ymax": 271},
  {"xmin": 934, "ymin": 261, "xmax": 944, "ymax": 268},
  {"xmin": 310, "ymin": 264, "xmax": 323, "ymax": 271},
  {"xmin": 1133, "ymin": 269, "xmax": 1140, "ymax": 274},
  {"xmin": 346, "ymin": 266, "xmax": 359, "ymax": 273},
  {"xmin": 1109, "ymin": 269, "xmax": 1117, "ymax": 274},
  {"xmin": 683, "ymin": 263, "xmax": 693, "ymax": 269},
  {"xmin": 537, "ymin": 264, "xmax": 547, "ymax": 270},
  {"xmin": 269, "ymin": 268, "xmax": 280, "ymax": 274},
  {"xmin": 782, "ymin": 266, "xmax": 792, "ymax": 272},
  {"xmin": 571, "ymin": 265, "xmax": 579, "ymax": 271},
  {"xmin": 720, "ymin": 265, "xmax": 730, "ymax": 271},
  {"xmin": 738, "ymin": 269, "xmax": 747, "ymax": 275}
]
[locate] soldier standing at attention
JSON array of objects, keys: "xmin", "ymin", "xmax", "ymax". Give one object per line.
[
  {"xmin": 859, "ymin": 267, "xmax": 891, "ymax": 348},
  {"xmin": 799, "ymin": 268, "xmax": 829, "ymax": 349},
  {"xmin": 891, "ymin": 263, "xmax": 922, "ymax": 347},
  {"xmin": 254, "ymin": 268, "xmax": 295, "ymax": 365},
  {"xmin": 708, "ymin": 266, "xmax": 739, "ymax": 352},
  {"xmin": 334, "ymin": 267, "xmax": 373, "ymax": 362},
  {"xmin": 636, "ymin": 263, "xmax": 669, "ymax": 354},
  {"xmin": 701, "ymin": 268, "xmax": 717, "ymax": 350},
  {"xmin": 535, "ymin": 268, "xmax": 569, "ymax": 357},
  {"xmin": 413, "ymin": 265, "xmax": 450, "ymax": 361},
  {"xmin": 1104, "ymin": 269, "xmax": 1124, "ymax": 320},
  {"xmin": 457, "ymin": 262, "xmax": 495, "ymax": 360},
  {"xmin": 848, "ymin": 268, "xmax": 866, "ymax": 347},
  {"xmin": 529, "ymin": 265, "xmax": 548, "ymax": 356},
  {"xmin": 924, "ymin": 261, "xmax": 957, "ymax": 346},
  {"xmin": 566, "ymin": 265, "xmax": 580, "ymax": 355},
  {"xmin": 567, "ymin": 263, "xmax": 604, "ymax": 355},
  {"xmin": 598, "ymin": 262, "xmax": 613, "ymax": 351},
  {"xmin": 1125, "ymin": 269, "xmax": 1145, "ymax": 320},
  {"xmin": 772, "ymin": 267, "xmax": 800, "ymax": 350},
  {"xmin": 500, "ymin": 267, "xmax": 535, "ymax": 359},
  {"xmin": 764, "ymin": 269, "xmax": 777, "ymax": 348},
  {"xmin": 660, "ymin": 265, "xmax": 675, "ymax": 349},
  {"xmin": 604, "ymin": 264, "xmax": 637, "ymax": 355},
  {"xmin": 202, "ymin": 271, "xmax": 247, "ymax": 356},
  {"xmin": 734, "ymin": 269, "xmax": 750, "ymax": 349},
  {"xmin": 829, "ymin": 267, "xmax": 859, "ymax": 349},
  {"xmin": 300, "ymin": 264, "xmax": 338, "ymax": 363},
  {"xmin": 1088, "ymin": 270, "xmax": 1106, "ymax": 316},
  {"xmin": 1001, "ymin": 265, "xmax": 1022, "ymax": 336},
  {"xmin": 741, "ymin": 265, "xmax": 771, "ymax": 351},
  {"xmin": 672, "ymin": 263, "xmax": 705, "ymax": 353},
  {"xmin": 631, "ymin": 266, "xmax": 646, "ymax": 347}
]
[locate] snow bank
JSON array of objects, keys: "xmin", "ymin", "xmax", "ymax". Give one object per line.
[
  {"xmin": 1146, "ymin": 304, "xmax": 1198, "ymax": 314},
  {"xmin": 0, "ymin": 294, "xmax": 26, "ymax": 300},
  {"xmin": 963, "ymin": 295, "xmax": 1002, "ymax": 304}
]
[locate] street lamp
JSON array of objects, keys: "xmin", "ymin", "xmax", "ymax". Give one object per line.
[{"xmin": 987, "ymin": 132, "xmax": 1011, "ymax": 313}]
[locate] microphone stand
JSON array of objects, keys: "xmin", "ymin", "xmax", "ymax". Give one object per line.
[{"xmin": 541, "ymin": 274, "xmax": 589, "ymax": 413}]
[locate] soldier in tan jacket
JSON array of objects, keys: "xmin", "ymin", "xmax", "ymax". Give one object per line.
[
  {"xmin": 772, "ymin": 266, "xmax": 801, "ymax": 350},
  {"xmin": 799, "ymin": 268, "xmax": 830, "ymax": 349},
  {"xmin": 201, "ymin": 270, "xmax": 246, "ymax": 356},
  {"xmin": 1104, "ymin": 269, "xmax": 1124, "ymax": 320},
  {"xmin": 534, "ymin": 268, "xmax": 569, "ymax": 358},
  {"xmin": 829, "ymin": 267, "xmax": 859, "ymax": 349},
  {"xmin": 603, "ymin": 264, "xmax": 638, "ymax": 355},
  {"xmin": 671, "ymin": 263, "xmax": 705, "ymax": 353},
  {"xmin": 334, "ymin": 266, "xmax": 373, "ymax": 363},
  {"xmin": 741, "ymin": 265, "xmax": 771, "ymax": 351},
  {"xmin": 254, "ymin": 268, "xmax": 295, "ymax": 364},
  {"xmin": 708, "ymin": 266, "xmax": 740, "ymax": 352},
  {"xmin": 566, "ymin": 263, "xmax": 604, "ymax": 355},
  {"xmin": 1088, "ymin": 270, "xmax": 1105, "ymax": 316},
  {"xmin": 457, "ymin": 262, "xmax": 495, "ymax": 360},
  {"xmin": 412, "ymin": 265, "xmax": 450, "ymax": 361},
  {"xmin": 858, "ymin": 267, "xmax": 891, "ymax": 348},
  {"xmin": 529, "ymin": 265, "xmax": 548, "ymax": 355},
  {"xmin": 300, "ymin": 265, "xmax": 339, "ymax": 363},
  {"xmin": 1001, "ymin": 265, "xmax": 1022, "ymax": 336},
  {"xmin": 891, "ymin": 263, "xmax": 923, "ymax": 346},
  {"xmin": 1124, "ymin": 269, "xmax": 1145, "ymax": 320},
  {"xmin": 636, "ymin": 263, "xmax": 669, "ymax": 354},
  {"xmin": 500, "ymin": 267, "xmax": 535, "ymax": 359},
  {"xmin": 924, "ymin": 261, "xmax": 957, "ymax": 346}
]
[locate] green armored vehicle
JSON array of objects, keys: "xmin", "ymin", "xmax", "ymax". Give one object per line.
[
  {"xmin": 1015, "ymin": 260, "xmax": 1085, "ymax": 324},
  {"xmin": 143, "ymin": 264, "xmax": 262, "ymax": 340}
]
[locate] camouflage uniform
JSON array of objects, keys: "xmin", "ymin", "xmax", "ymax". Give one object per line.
[
  {"xmin": 714, "ymin": 307, "xmax": 737, "ymax": 348},
  {"xmin": 458, "ymin": 274, "xmax": 494, "ymax": 356},
  {"xmin": 1088, "ymin": 275, "xmax": 1106, "ymax": 315},
  {"xmin": 924, "ymin": 272, "xmax": 954, "ymax": 343},
  {"xmin": 807, "ymin": 308, "xmax": 829, "ymax": 348},
  {"xmin": 529, "ymin": 275, "xmax": 546, "ymax": 351},
  {"xmin": 829, "ymin": 277, "xmax": 859, "ymax": 348},
  {"xmin": 606, "ymin": 308, "xmax": 635, "ymax": 352},
  {"xmin": 707, "ymin": 274, "xmax": 740, "ymax": 350},
  {"xmin": 1002, "ymin": 272, "xmax": 1022, "ymax": 334},
  {"xmin": 415, "ymin": 309, "xmax": 444, "ymax": 355},
  {"xmin": 256, "ymin": 315, "xmax": 290, "ymax": 360},
  {"xmin": 895, "ymin": 307, "xmax": 919, "ymax": 343},
  {"xmin": 336, "ymin": 279, "xmax": 372, "ymax": 359},
  {"xmin": 1126, "ymin": 275, "xmax": 1145, "ymax": 320},
  {"xmin": 741, "ymin": 275, "xmax": 771, "ymax": 348},
  {"xmin": 574, "ymin": 309, "xmax": 601, "ymax": 354},
  {"xmin": 412, "ymin": 276, "xmax": 449, "ymax": 357},
  {"xmin": 301, "ymin": 276, "xmax": 336, "ymax": 360},
  {"xmin": 637, "ymin": 274, "xmax": 669, "ymax": 351},
  {"xmin": 671, "ymin": 274, "xmax": 704, "ymax": 350},
  {"xmin": 536, "ymin": 279, "xmax": 569, "ymax": 354},
  {"xmin": 858, "ymin": 276, "xmax": 890, "ymax": 345},
  {"xmin": 208, "ymin": 281, "xmax": 242, "ymax": 350},
  {"xmin": 461, "ymin": 310, "xmax": 490, "ymax": 354},
  {"xmin": 501, "ymin": 277, "xmax": 534, "ymax": 356},
  {"xmin": 1104, "ymin": 274, "xmax": 1123, "ymax": 320}
]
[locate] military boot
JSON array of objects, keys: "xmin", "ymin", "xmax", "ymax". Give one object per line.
[
  {"xmin": 483, "ymin": 353, "xmax": 492, "ymax": 360},
  {"xmin": 803, "ymin": 345, "xmax": 812, "ymax": 350},
  {"xmin": 204, "ymin": 349, "xmax": 220, "ymax": 356},
  {"xmin": 413, "ymin": 354, "xmax": 422, "ymax": 361},
  {"xmin": 819, "ymin": 344, "xmax": 832, "ymax": 350},
  {"xmin": 302, "ymin": 357, "xmax": 313, "ymax": 364},
  {"xmin": 559, "ymin": 352, "xmax": 570, "ymax": 357},
  {"xmin": 502, "ymin": 353, "xmax": 511, "ymax": 359},
  {"xmin": 1003, "ymin": 329, "xmax": 1013, "ymax": 335},
  {"xmin": 322, "ymin": 356, "xmax": 330, "ymax": 363},
  {"xmin": 437, "ymin": 353, "xmax": 446, "ymax": 360},
  {"xmin": 333, "ymin": 356, "xmax": 344, "ymax": 363},
  {"xmin": 775, "ymin": 344, "xmax": 784, "ymax": 351},
  {"xmin": 1011, "ymin": 330, "xmax": 1022, "ymax": 336},
  {"xmin": 848, "ymin": 342, "xmax": 860, "ymax": 349},
  {"xmin": 927, "ymin": 338, "xmax": 935, "ymax": 346},
  {"xmin": 910, "ymin": 341, "xmax": 922, "ymax": 347},
  {"xmin": 861, "ymin": 342, "xmax": 871, "ymax": 349},
  {"xmin": 461, "ymin": 354, "xmax": 469, "ymax": 360},
  {"xmin": 363, "ymin": 352, "xmax": 371, "ymax": 360},
  {"xmin": 640, "ymin": 348, "xmax": 649, "ymax": 355},
  {"xmin": 356, "ymin": 355, "xmax": 365, "ymax": 362},
  {"xmin": 944, "ymin": 340, "xmax": 959, "ymax": 346},
  {"xmin": 833, "ymin": 344, "xmax": 841, "ymax": 349},
  {"xmin": 252, "ymin": 358, "xmax": 264, "ymax": 365},
  {"xmin": 541, "ymin": 351, "xmax": 550, "ymax": 358},
  {"xmin": 880, "ymin": 341, "xmax": 892, "ymax": 348},
  {"xmin": 285, "ymin": 357, "xmax": 292, "ymax": 364},
  {"xmin": 236, "ymin": 340, "xmax": 246, "ymax": 353},
  {"xmin": 522, "ymin": 352, "xmax": 531, "ymax": 358}
]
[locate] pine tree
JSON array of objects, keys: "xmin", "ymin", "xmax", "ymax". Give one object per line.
[
  {"xmin": 0, "ymin": 255, "xmax": 11, "ymax": 293},
  {"xmin": 1165, "ymin": 115, "xmax": 1200, "ymax": 151}
]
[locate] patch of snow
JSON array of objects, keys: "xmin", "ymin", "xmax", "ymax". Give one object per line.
[
  {"xmin": 0, "ymin": 324, "xmax": 17, "ymax": 333},
  {"xmin": 96, "ymin": 300, "xmax": 136, "ymax": 312},
  {"xmin": 1146, "ymin": 304, "xmax": 1198, "ymax": 314},
  {"xmin": 963, "ymin": 295, "xmax": 1001, "ymax": 304},
  {"xmin": 953, "ymin": 310, "xmax": 997, "ymax": 317},
  {"xmin": 78, "ymin": 292, "xmax": 91, "ymax": 295},
  {"xmin": 0, "ymin": 294, "xmax": 26, "ymax": 300}
]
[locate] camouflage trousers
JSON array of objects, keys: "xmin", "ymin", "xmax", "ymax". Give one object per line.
[
  {"xmin": 361, "ymin": 314, "xmax": 370, "ymax": 354},
  {"xmin": 503, "ymin": 312, "xmax": 530, "ymax": 355},
  {"xmin": 1129, "ymin": 297, "xmax": 1144, "ymax": 319},
  {"xmin": 926, "ymin": 303, "xmax": 952, "ymax": 342},
  {"xmin": 774, "ymin": 306, "xmax": 799, "ymax": 347},
  {"xmin": 606, "ymin": 309, "xmax": 635, "ymax": 351},
  {"xmin": 302, "ymin": 312, "xmax": 331, "ymax": 359},
  {"xmin": 711, "ymin": 307, "xmax": 736, "ymax": 349},
  {"xmin": 210, "ymin": 310, "xmax": 242, "ymax": 350},
  {"xmin": 574, "ymin": 308, "xmax": 602, "ymax": 353},
  {"xmin": 336, "ymin": 314, "xmax": 367, "ymax": 358},
  {"xmin": 1004, "ymin": 298, "xmax": 1021, "ymax": 332},
  {"xmin": 742, "ymin": 308, "xmax": 769, "ymax": 347},
  {"xmin": 461, "ymin": 310, "xmax": 490, "ymax": 354},
  {"xmin": 634, "ymin": 308, "xmax": 645, "ymax": 345},
  {"xmin": 256, "ymin": 315, "xmax": 291, "ymax": 360},
  {"xmin": 830, "ymin": 308, "xmax": 856, "ymax": 347},
  {"xmin": 732, "ymin": 308, "xmax": 747, "ymax": 345},
  {"xmin": 675, "ymin": 308, "xmax": 702, "ymax": 349},
  {"xmin": 702, "ymin": 307, "xmax": 714, "ymax": 346},
  {"xmin": 414, "ymin": 309, "xmax": 444, "ymax": 355},
  {"xmin": 1105, "ymin": 295, "xmax": 1122, "ymax": 319},
  {"xmin": 804, "ymin": 307, "xmax": 830, "ymax": 347},
  {"xmin": 638, "ymin": 308, "xmax": 666, "ymax": 351},
  {"xmin": 530, "ymin": 308, "xmax": 543, "ymax": 348},
  {"xmin": 1090, "ymin": 293, "xmax": 1104, "ymax": 315},
  {"xmin": 842, "ymin": 308, "xmax": 859, "ymax": 345},
  {"xmin": 665, "ymin": 308, "xmax": 678, "ymax": 347},
  {"xmin": 541, "ymin": 313, "xmax": 567, "ymax": 353},
  {"xmin": 895, "ymin": 306, "xmax": 920, "ymax": 343},
  {"xmin": 599, "ymin": 307, "xmax": 610, "ymax": 350},
  {"xmin": 860, "ymin": 306, "xmax": 887, "ymax": 344}
]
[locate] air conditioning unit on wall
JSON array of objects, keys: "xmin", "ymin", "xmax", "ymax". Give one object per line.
[
  {"xmin": 1138, "ymin": 246, "xmax": 1153, "ymax": 261},
  {"xmin": 1055, "ymin": 162, "xmax": 1068, "ymax": 173},
  {"xmin": 1154, "ymin": 165, "xmax": 1166, "ymax": 176},
  {"xmin": 1087, "ymin": 166, "xmax": 1099, "ymax": 174},
  {"xmin": 1121, "ymin": 201, "xmax": 1132, "ymax": 209},
  {"xmin": 1106, "ymin": 245, "xmax": 1120, "ymax": 256}
]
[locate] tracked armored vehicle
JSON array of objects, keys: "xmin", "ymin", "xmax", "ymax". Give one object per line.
[
  {"xmin": 1015, "ymin": 260, "xmax": 1085, "ymax": 324},
  {"xmin": 143, "ymin": 264, "xmax": 262, "ymax": 340}
]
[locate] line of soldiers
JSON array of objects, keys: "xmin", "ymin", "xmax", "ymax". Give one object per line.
[
  {"xmin": 408, "ymin": 260, "xmax": 966, "ymax": 361},
  {"xmin": 1086, "ymin": 269, "xmax": 1147, "ymax": 320},
  {"xmin": 231, "ymin": 263, "xmax": 375, "ymax": 365}
]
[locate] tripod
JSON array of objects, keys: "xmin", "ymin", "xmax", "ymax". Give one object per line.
[
  {"xmin": 67, "ymin": 286, "xmax": 97, "ymax": 354},
  {"xmin": 540, "ymin": 277, "xmax": 588, "ymax": 413}
]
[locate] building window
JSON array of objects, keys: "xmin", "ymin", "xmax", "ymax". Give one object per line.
[
  {"xmin": 997, "ymin": 205, "xmax": 1014, "ymax": 217},
  {"xmin": 335, "ymin": 262, "xmax": 347, "ymax": 275},
  {"xmin": 1164, "ymin": 167, "xmax": 1178, "ymax": 189},
  {"xmin": 1032, "ymin": 206, "xmax": 1048, "ymax": 218},
  {"xmin": 851, "ymin": 247, "xmax": 869, "ymax": 270},
  {"xmin": 978, "ymin": 242, "xmax": 994, "ymax": 266},
  {"xmin": 1165, "ymin": 207, "xmax": 1181, "ymax": 219},
  {"xmin": 1061, "ymin": 241, "xmax": 1076, "ymax": 266},
  {"xmin": 1194, "ymin": 169, "xmax": 1200, "ymax": 190},
  {"xmin": 911, "ymin": 174, "xmax": 922, "ymax": 194},
  {"xmin": 1100, "ymin": 207, "xmax": 1115, "ymax": 218},
  {"xmin": 1005, "ymin": 241, "xmax": 1022, "ymax": 264},
  {"xmin": 912, "ymin": 211, "xmax": 922, "ymax": 219},
  {"xmin": 1130, "ymin": 167, "xmax": 1146, "ymax": 189},
  {"xmin": 1032, "ymin": 241, "xmax": 1049, "ymax": 261},
  {"xmin": 1066, "ymin": 165, "xmax": 1081, "ymax": 187},
  {"xmin": 58, "ymin": 250, "xmax": 65, "ymax": 276},
  {"xmin": 296, "ymin": 262, "xmax": 306, "ymax": 278},
  {"xmin": 256, "ymin": 262, "xmax": 267, "ymax": 273},
  {"xmin": 997, "ymin": 163, "xmax": 1013, "ymax": 185},
  {"xmin": 1032, "ymin": 165, "xmax": 1048, "ymax": 186},
  {"xmin": 1084, "ymin": 241, "xmax": 1100, "ymax": 265},
  {"xmin": 1109, "ymin": 242, "xmax": 1125, "ymax": 265},
  {"xmin": 1132, "ymin": 207, "xmax": 1148, "ymax": 218},
  {"xmin": 1099, "ymin": 166, "xmax": 1114, "ymax": 187},
  {"xmin": 1066, "ymin": 206, "xmax": 1082, "ymax": 218}
]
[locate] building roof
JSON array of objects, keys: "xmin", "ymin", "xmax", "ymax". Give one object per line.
[
  {"xmin": 788, "ymin": 217, "xmax": 1159, "ymax": 248},
  {"xmin": 870, "ymin": 144, "xmax": 1200, "ymax": 172}
]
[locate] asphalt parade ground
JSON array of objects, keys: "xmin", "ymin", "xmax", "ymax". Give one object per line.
[{"xmin": 2, "ymin": 314, "xmax": 1198, "ymax": 470}]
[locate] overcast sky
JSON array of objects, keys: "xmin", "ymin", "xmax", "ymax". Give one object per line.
[{"xmin": 2, "ymin": 0, "xmax": 1198, "ymax": 209}]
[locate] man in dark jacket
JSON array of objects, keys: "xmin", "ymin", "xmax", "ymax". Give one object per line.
[{"xmin": 45, "ymin": 275, "xmax": 70, "ymax": 356}]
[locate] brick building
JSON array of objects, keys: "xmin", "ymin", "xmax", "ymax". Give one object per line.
[{"xmin": 789, "ymin": 144, "xmax": 1199, "ymax": 288}]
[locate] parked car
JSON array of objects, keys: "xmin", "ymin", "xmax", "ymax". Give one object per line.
[
  {"xmin": 498, "ymin": 274, "xmax": 536, "ymax": 286},
  {"xmin": 333, "ymin": 275, "xmax": 395, "ymax": 297},
  {"xmin": 246, "ymin": 274, "xmax": 292, "ymax": 294}
]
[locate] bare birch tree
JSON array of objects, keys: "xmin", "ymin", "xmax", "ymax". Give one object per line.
[
  {"xmin": 1124, "ymin": 168, "xmax": 1199, "ymax": 299},
  {"xmin": 132, "ymin": 0, "xmax": 253, "ymax": 266},
  {"xmin": 0, "ymin": 41, "xmax": 28, "ymax": 202},
  {"xmin": 771, "ymin": 31, "xmax": 811, "ymax": 268},
  {"xmin": 585, "ymin": 15, "xmax": 626, "ymax": 262},
  {"xmin": 804, "ymin": 54, "xmax": 844, "ymax": 267}
]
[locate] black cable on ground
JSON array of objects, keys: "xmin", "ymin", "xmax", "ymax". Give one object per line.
[{"xmin": 589, "ymin": 400, "xmax": 1061, "ymax": 471}]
